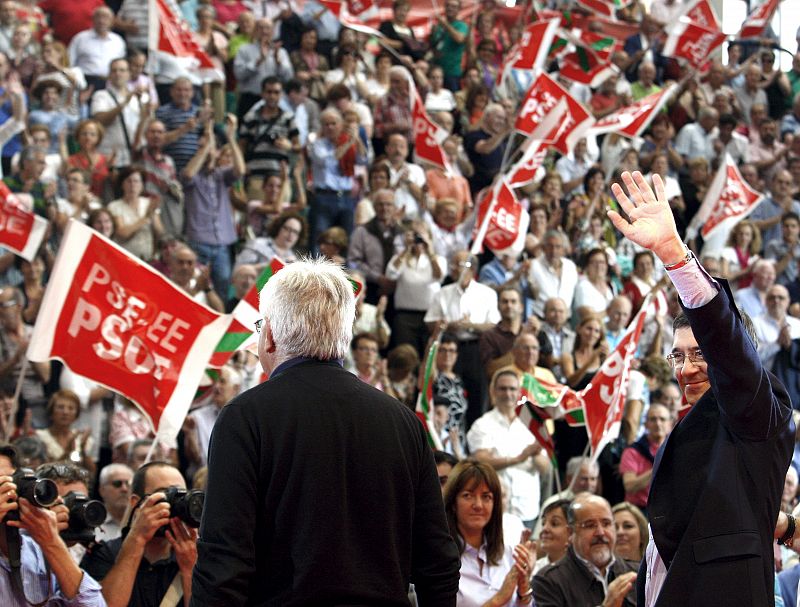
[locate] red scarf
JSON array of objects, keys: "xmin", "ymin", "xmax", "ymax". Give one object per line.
[{"xmin": 337, "ymin": 132, "xmax": 356, "ymax": 177}]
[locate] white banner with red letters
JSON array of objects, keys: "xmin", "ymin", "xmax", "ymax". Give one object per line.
[
  {"xmin": 663, "ymin": 19, "xmax": 727, "ymax": 69},
  {"xmin": 0, "ymin": 183, "xmax": 47, "ymax": 262},
  {"xmin": 27, "ymin": 220, "xmax": 230, "ymax": 444},
  {"xmin": 588, "ymin": 83, "xmax": 678, "ymax": 137}
]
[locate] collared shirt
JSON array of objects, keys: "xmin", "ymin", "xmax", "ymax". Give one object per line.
[
  {"xmin": 467, "ymin": 407, "xmax": 541, "ymax": 520},
  {"xmin": 233, "ymin": 43, "xmax": 294, "ymax": 97},
  {"xmin": 240, "ymin": 102, "xmax": 298, "ymax": 177},
  {"xmin": 753, "ymin": 313, "xmax": 800, "ymax": 371},
  {"xmin": 674, "ymin": 122, "xmax": 717, "ymax": 161},
  {"xmin": 528, "ymin": 257, "xmax": 579, "ymax": 318},
  {"xmin": 619, "ymin": 439, "xmax": 659, "ymax": 507},
  {"xmin": 155, "ymin": 103, "xmax": 200, "ymax": 172},
  {"xmin": 644, "ymin": 254, "xmax": 718, "ymax": 607},
  {"xmin": 308, "ymin": 136, "xmax": 356, "ymax": 191},
  {"xmin": 0, "ymin": 534, "xmax": 105, "ymax": 606},
  {"xmin": 182, "ymin": 167, "xmax": 239, "ymax": 246},
  {"xmin": 765, "ymin": 238, "xmax": 800, "ymax": 285},
  {"xmin": 67, "ymin": 29, "xmax": 126, "ymax": 77},
  {"xmin": 388, "ymin": 162, "xmax": 426, "ymax": 220},
  {"xmin": 91, "ymin": 86, "xmax": 144, "ymax": 167},
  {"xmin": 735, "ymin": 286, "xmax": 767, "ymax": 319},
  {"xmin": 555, "ymin": 153, "xmax": 591, "ymax": 197},
  {"xmin": 189, "ymin": 403, "xmax": 223, "ymax": 467},
  {"xmin": 424, "ymin": 281, "xmax": 500, "ymax": 340},
  {"xmin": 749, "ymin": 196, "xmax": 800, "ymax": 246},
  {"xmin": 300, "ymin": 0, "xmax": 341, "ymax": 41},
  {"xmin": 458, "ymin": 543, "xmax": 522, "ymax": 607},
  {"xmin": 574, "ymin": 550, "xmax": 617, "ymax": 596},
  {"xmin": 385, "ymin": 252, "xmax": 446, "ymax": 311}
]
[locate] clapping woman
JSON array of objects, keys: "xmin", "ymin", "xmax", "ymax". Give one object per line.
[{"xmin": 444, "ymin": 460, "xmax": 535, "ymax": 606}]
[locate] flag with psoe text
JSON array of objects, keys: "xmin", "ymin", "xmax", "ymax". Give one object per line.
[
  {"xmin": 0, "ymin": 182, "xmax": 47, "ymax": 262},
  {"xmin": 27, "ymin": 220, "xmax": 230, "ymax": 444},
  {"xmin": 662, "ymin": 19, "xmax": 727, "ymax": 69},
  {"xmin": 508, "ymin": 19, "xmax": 561, "ymax": 71},
  {"xmin": 738, "ymin": 0, "xmax": 782, "ymax": 39},
  {"xmin": 472, "ymin": 180, "xmax": 529, "ymax": 257},
  {"xmin": 411, "ymin": 89, "xmax": 450, "ymax": 172},
  {"xmin": 681, "ymin": 0, "xmax": 720, "ymax": 30}
]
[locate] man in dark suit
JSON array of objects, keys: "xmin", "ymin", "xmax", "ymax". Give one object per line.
[
  {"xmin": 608, "ymin": 171, "xmax": 795, "ymax": 607},
  {"xmin": 190, "ymin": 258, "xmax": 461, "ymax": 606}
]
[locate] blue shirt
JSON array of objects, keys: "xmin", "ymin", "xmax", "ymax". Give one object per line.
[
  {"xmin": 0, "ymin": 534, "xmax": 105, "ymax": 606},
  {"xmin": 155, "ymin": 102, "xmax": 200, "ymax": 172},
  {"xmin": 309, "ymin": 137, "xmax": 357, "ymax": 191},
  {"xmin": 182, "ymin": 166, "xmax": 238, "ymax": 246}
]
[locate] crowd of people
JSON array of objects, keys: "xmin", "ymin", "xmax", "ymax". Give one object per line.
[{"xmin": 3, "ymin": 0, "xmax": 800, "ymax": 604}]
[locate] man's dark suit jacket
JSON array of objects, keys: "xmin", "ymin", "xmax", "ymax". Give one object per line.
[
  {"xmin": 637, "ymin": 283, "xmax": 795, "ymax": 606},
  {"xmin": 190, "ymin": 359, "xmax": 461, "ymax": 606}
]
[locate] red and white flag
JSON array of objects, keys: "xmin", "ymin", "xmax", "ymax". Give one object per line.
[
  {"xmin": 506, "ymin": 139, "xmax": 550, "ymax": 188},
  {"xmin": 663, "ymin": 20, "xmax": 727, "ymax": 69},
  {"xmin": 575, "ymin": 0, "xmax": 632, "ymax": 19},
  {"xmin": 27, "ymin": 221, "xmax": 230, "ymax": 444},
  {"xmin": 508, "ymin": 19, "xmax": 560, "ymax": 71},
  {"xmin": 0, "ymin": 183, "xmax": 47, "ymax": 262},
  {"xmin": 471, "ymin": 180, "xmax": 529, "ymax": 257},
  {"xmin": 148, "ymin": 0, "xmax": 224, "ymax": 82},
  {"xmin": 589, "ymin": 83, "xmax": 678, "ymax": 137},
  {"xmin": 681, "ymin": 0, "xmax": 720, "ymax": 30},
  {"xmin": 685, "ymin": 153, "xmax": 765, "ymax": 244},
  {"xmin": 411, "ymin": 89, "xmax": 450, "ymax": 172},
  {"xmin": 578, "ymin": 307, "xmax": 646, "ymax": 463},
  {"xmin": 739, "ymin": 0, "xmax": 781, "ymax": 39},
  {"xmin": 515, "ymin": 72, "xmax": 594, "ymax": 154}
]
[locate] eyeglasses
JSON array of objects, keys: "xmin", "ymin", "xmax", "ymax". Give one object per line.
[
  {"xmin": 666, "ymin": 347, "xmax": 705, "ymax": 369},
  {"xmin": 576, "ymin": 518, "xmax": 614, "ymax": 531},
  {"xmin": 439, "ymin": 347, "xmax": 458, "ymax": 354},
  {"xmin": 281, "ymin": 225, "xmax": 301, "ymax": 235},
  {"xmin": 254, "ymin": 318, "xmax": 264, "ymax": 334},
  {"xmin": 108, "ymin": 479, "xmax": 130, "ymax": 489}
]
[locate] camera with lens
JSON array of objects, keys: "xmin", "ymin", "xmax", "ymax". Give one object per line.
[
  {"xmin": 12, "ymin": 468, "xmax": 59, "ymax": 508},
  {"xmin": 60, "ymin": 491, "xmax": 107, "ymax": 545},
  {"xmin": 155, "ymin": 487, "xmax": 204, "ymax": 536},
  {"xmin": 413, "ymin": 233, "xmax": 425, "ymax": 245}
]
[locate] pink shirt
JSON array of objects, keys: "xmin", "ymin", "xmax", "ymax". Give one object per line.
[{"xmin": 619, "ymin": 440, "xmax": 659, "ymax": 508}]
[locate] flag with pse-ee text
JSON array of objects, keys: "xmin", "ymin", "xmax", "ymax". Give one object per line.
[
  {"xmin": 739, "ymin": 0, "xmax": 781, "ymax": 39},
  {"xmin": 685, "ymin": 153, "xmax": 764, "ymax": 250},
  {"xmin": 578, "ymin": 306, "xmax": 646, "ymax": 463},
  {"xmin": 662, "ymin": 19, "xmax": 727, "ymax": 69},
  {"xmin": 0, "ymin": 182, "xmax": 47, "ymax": 262},
  {"xmin": 589, "ymin": 84, "xmax": 678, "ymax": 138},
  {"xmin": 472, "ymin": 180, "xmax": 529, "ymax": 257},
  {"xmin": 515, "ymin": 72, "xmax": 594, "ymax": 154},
  {"xmin": 27, "ymin": 220, "xmax": 230, "ymax": 444}
]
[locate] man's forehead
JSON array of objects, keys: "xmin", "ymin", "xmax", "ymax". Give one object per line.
[{"xmin": 672, "ymin": 326, "xmax": 698, "ymax": 351}]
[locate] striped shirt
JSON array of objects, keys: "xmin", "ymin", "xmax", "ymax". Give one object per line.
[
  {"xmin": 155, "ymin": 102, "xmax": 200, "ymax": 172},
  {"xmin": 239, "ymin": 101, "xmax": 297, "ymax": 178}
]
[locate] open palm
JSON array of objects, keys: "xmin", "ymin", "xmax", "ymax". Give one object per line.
[{"xmin": 607, "ymin": 172, "xmax": 683, "ymax": 254}]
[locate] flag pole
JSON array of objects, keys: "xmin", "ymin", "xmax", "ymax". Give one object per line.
[{"xmin": 5, "ymin": 357, "xmax": 27, "ymax": 439}]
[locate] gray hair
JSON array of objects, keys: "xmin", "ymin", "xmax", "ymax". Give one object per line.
[
  {"xmin": 220, "ymin": 364, "xmax": 242, "ymax": 388},
  {"xmin": 566, "ymin": 456, "xmax": 598, "ymax": 479},
  {"xmin": 20, "ymin": 145, "xmax": 46, "ymax": 165},
  {"xmin": 99, "ymin": 463, "xmax": 134, "ymax": 486},
  {"xmin": 259, "ymin": 257, "xmax": 356, "ymax": 360}
]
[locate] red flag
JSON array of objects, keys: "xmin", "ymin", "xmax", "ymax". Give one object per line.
[
  {"xmin": 508, "ymin": 19, "xmax": 560, "ymax": 71},
  {"xmin": 472, "ymin": 180, "xmax": 529, "ymax": 256},
  {"xmin": 662, "ymin": 20, "xmax": 727, "ymax": 69},
  {"xmin": 411, "ymin": 90, "xmax": 450, "ymax": 172},
  {"xmin": 557, "ymin": 30, "xmax": 620, "ymax": 87},
  {"xmin": 589, "ymin": 84, "xmax": 678, "ymax": 138},
  {"xmin": 318, "ymin": 0, "xmax": 344, "ymax": 17},
  {"xmin": 574, "ymin": 0, "xmax": 631, "ymax": 19},
  {"xmin": 27, "ymin": 221, "xmax": 229, "ymax": 444},
  {"xmin": 0, "ymin": 184, "xmax": 47, "ymax": 261},
  {"xmin": 739, "ymin": 0, "xmax": 781, "ymax": 39},
  {"xmin": 685, "ymin": 153, "xmax": 765, "ymax": 243},
  {"xmin": 579, "ymin": 307, "xmax": 647, "ymax": 462},
  {"xmin": 149, "ymin": 0, "xmax": 223, "ymax": 82},
  {"xmin": 515, "ymin": 72, "xmax": 594, "ymax": 154},
  {"xmin": 682, "ymin": 0, "xmax": 720, "ymax": 30}
]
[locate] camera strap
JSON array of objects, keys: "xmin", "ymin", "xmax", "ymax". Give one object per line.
[
  {"xmin": 159, "ymin": 573, "xmax": 183, "ymax": 607},
  {"xmin": 4, "ymin": 523, "xmax": 53, "ymax": 607}
]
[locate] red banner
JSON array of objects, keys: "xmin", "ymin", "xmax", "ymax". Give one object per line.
[
  {"xmin": 412, "ymin": 90, "xmax": 449, "ymax": 172},
  {"xmin": 508, "ymin": 19, "xmax": 560, "ymax": 71},
  {"xmin": 28, "ymin": 221, "xmax": 229, "ymax": 443},
  {"xmin": 739, "ymin": 0, "xmax": 781, "ymax": 39},
  {"xmin": 682, "ymin": 0, "xmax": 720, "ymax": 30},
  {"xmin": 472, "ymin": 180, "xmax": 529, "ymax": 256},
  {"xmin": 589, "ymin": 84, "xmax": 677, "ymax": 138},
  {"xmin": 0, "ymin": 183, "xmax": 47, "ymax": 262},
  {"xmin": 662, "ymin": 20, "xmax": 727, "ymax": 69}
]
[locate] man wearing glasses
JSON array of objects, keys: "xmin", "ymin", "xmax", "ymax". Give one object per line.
[
  {"xmin": 96, "ymin": 463, "xmax": 134, "ymax": 542},
  {"xmin": 532, "ymin": 493, "xmax": 638, "ymax": 606},
  {"xmin": 608, "ymin": 171, "xmax": 794, "ymax": 606}
]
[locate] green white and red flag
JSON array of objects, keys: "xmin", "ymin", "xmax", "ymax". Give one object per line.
[
  {"xmin": 516, "ymin": 400, "xmax": 557, "ymax": 463},
  {"xmin": 575, "ymin": 0, "xmax": 631, "ymax": 19},
  {"xmin": 415, "ymin": 339, "xmax": 443, "ymax": 450}
]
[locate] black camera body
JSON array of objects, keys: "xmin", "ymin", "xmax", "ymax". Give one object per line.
[
  {"xmin": 413, "ymin": 233, "xmax": 425, "ymax": 245},
  {"xmin": 61, "ymin": 491, "xmax": 107, "ymax": 545},
  {"xmin": 156, "ymin": 487, "xmax": 204, "ymax": 536},
  {"xmin": 12, "ymin": 468, "xmax": 58, "ymax": 508}
]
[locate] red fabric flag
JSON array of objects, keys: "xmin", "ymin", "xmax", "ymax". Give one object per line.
[
  {"xmin": 149, "ymin": 0, "xmax": 223, "ymax": 82},
  {"xmin": 0, "ymin": 183, "xmax": 47, "ymax": 262},
  {"xmin": 578, "ymin": 307, "xmax": 647, "ymax": 463},
  {"xmin": 508, "ymin": 19, "xmax": 560, "ymax": 71},
  {"xmin": 681, "ymin": 0, "xmax": 720, "ymax": 30},
  {"xmin": 347, "ymin": 0, "xmax": 374, "ymax": 15},
  {"xmin": 515, "ymin": 72, "xmax": 594, "ymax": 154},
  {"xmin": 27, "ymin": 221, "xmax": 229, "ymax": 444},
  {"xmin": 685, "ymin": 153, "xmax": 765, "ymax": 243},
  {"xmin": 319, "ymin": 0, "xmax": 344, "ymax": 17},
  {"xmin": 662, "ymin": 20, "xmax": 727, "ymax": 69},
  {"xmin": 472, "ymin": 180, "xmax": 529, "ymax": 256},
  {"xmin": 589, "ymin": 84, "xmax": 678, "ymax": 138},
  {"xmin": 412, "ymin": 90, "xmax": 450, "ymax": 172},
  {"xmin": 739, "ymin": 0, "xmax": 781, "ymax": 39}
]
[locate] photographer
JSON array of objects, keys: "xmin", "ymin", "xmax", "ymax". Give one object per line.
[
  {"xmin": 80, "ymin": 462, "xmax": 199, "ymax": 607},
  {"xmin": 0, "ymin": 444, "xmax": 104, "ymax": 606}
]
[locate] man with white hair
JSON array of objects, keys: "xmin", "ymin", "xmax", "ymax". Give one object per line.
[
  {"xmin": 96, "ymin": 463, "xmax": 134, "ymax": 542},
  {"xmin": 192, "ymin": 259, "xmax": 460, "ymax": 605},
  {"xmin": 735, "ymin": 259, "xmax": 776, "ymax": 318},
  {"xmin": 67, "ymin": 6, "xmax": 126, "ymax": 90}
]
